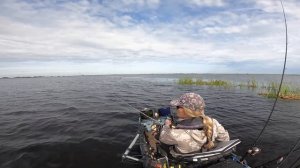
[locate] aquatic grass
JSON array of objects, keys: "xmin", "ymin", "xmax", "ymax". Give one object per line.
[
  {"xmin": 195, "ymin": 79, "xmax": 207, "ymax": 85},
  {"xmin": 248, "ymin": 79, "xmax": 258, "ymax": 88},
  {"xmin": 178, "ymin": 78, "xmax": 194, "ymax": 85},
  {"xmin": 208, "ymin": 80, "xmax": 231, "ymax": 86},
  {"xmin": 178, "ymin": 77, "xmax": 300, "ymax": 100},
  {"xmin": 238, "ymin": 79, "xmax": 258, "ymax": 88},
  {"xmin": 259, "ymin": 82, "xmax": 300, "ymax": 100},
  {"xmin": 178, "ymin": 78, "xmax": 233, "ymax": 88}
]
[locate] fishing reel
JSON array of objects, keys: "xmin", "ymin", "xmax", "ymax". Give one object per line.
[
  {"xmin": 147, "ymin": 122, "xmax": 163, "ymax": 160},
  {"xmin": 247, "ymin": 146, "xmax": 261, "ymax": 156},
  {"xmin": 240, "ymin": 146, "xmax": 261, "ymax": 164},
  {"xmin": 141, "ymin": 108, "xmax": 156, "ymax": 119},
  {"xmin": 151, "ymin": 124, "xmax": 161, "ymax": 138}
]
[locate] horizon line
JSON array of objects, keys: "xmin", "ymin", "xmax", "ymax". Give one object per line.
[{"xmin": 1, "ymin": 72, "xmax": 299, "ymax": 79}]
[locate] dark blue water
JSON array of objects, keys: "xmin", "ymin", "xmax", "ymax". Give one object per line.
[{"xmin": 0, "ymin": 74, "xmax": 299, "ymax": 168}]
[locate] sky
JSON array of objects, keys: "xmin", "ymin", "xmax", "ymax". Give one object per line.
[{"xmin": 0, "ymin": 0, "xmax": 299, "ymax": 77}]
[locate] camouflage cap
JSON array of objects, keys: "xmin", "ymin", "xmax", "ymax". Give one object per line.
[{"xmin": 170, "ymin": 93, "xmax": 205, "ymax": 111}]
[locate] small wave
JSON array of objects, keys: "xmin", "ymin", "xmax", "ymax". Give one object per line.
[
  {"xmin": 58, "ymin": 107, "xmax": 78, "ymax": 112},
  {"xmin": 41, "ymin": 102, "xmax": 67, "ymax": 107},
  {"xmin": 1, "ymin": 139, "xmax": 126, "ymax": 168},
  {"xmin": 6, "ymin": 110, "xmax": 38, "ymax": 116}
]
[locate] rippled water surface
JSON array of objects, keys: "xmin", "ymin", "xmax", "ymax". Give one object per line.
[{"xmin": 0, "ymin": 74, "xmax": 299, "ymax": 168}]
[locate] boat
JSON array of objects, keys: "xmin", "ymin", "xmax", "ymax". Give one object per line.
[{"xmin": 122, "ymin": 107, "xmax": 251, "ymax": 168}]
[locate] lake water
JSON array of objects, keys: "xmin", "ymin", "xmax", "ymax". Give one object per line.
[{"xmin": 0, "ymin": 74, "xmax": 299, "ymax": 168}]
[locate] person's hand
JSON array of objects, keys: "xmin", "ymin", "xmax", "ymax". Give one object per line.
[{"xmin": 164, "ymin": 119, "xmax": 172, "ymax": 127}]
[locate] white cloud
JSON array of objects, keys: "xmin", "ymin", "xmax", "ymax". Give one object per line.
[
  {"xmin": 0, "ymin": 0, "xmax": 299, "ymax": 76},
  {"xmin": 121, "ymin": 0, "xmax": 160, "ymax": 7},
  {"xmin": 0, "ymin": 1, "xmax": 214, "ymax": 62},
  {"xmin": 202, "ymin": 25, "xmax": 248, "ymax": 34},
  {"xmin": 253, "ymin": 0, "xmax": 300, "ymax": 19},
  {"xmin": 187, "ymin": 0, "xmax": 225, "ymax": 7}
]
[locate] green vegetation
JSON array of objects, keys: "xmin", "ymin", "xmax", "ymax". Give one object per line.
[
  {"xmin": 238, "ymin": 79, "xmax": 258, "ymax": 88},
  {"xmin": 178, "ymin": 78, "xmax": 232, "ymax": 87},
  {"xmin": 195, "ymin": 79, "xmax": 232, "ymax": 87},
  {"xmin": 177, "ymin": 77, "xmax": 300, "ymax": 100},
  {"xmin": 248, "ymin": 79, "xmax": 258, "ymax": 88},
  {"xmin": 178, "ymin": 78, "xmax": 194, "ymax": 85},
  {"xmin": 259, "ymin": 82, "xmax": 300, "ymax": 100}
]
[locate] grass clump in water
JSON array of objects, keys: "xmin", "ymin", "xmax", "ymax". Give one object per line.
[
  {"xmin": 238, "ymin": 79, "xmax": 258, "ymax": 88},
  {"xmin": 178, "ymin": 78, "xmax": 232, "ymax": 87},
  {"xmin": 248, "ymin": 79, "xmax": 258, "ymax": 88},
  {"xmin": 178, "ymin": 78, "xmax": 194, "ymax": 85},
  {"xmin": 259, "ymin": 82, "xmax": 300, "ymax": 100},
  {"xmin": 178, "ymin": 77, "xmax": 300, "ymax": 100}
]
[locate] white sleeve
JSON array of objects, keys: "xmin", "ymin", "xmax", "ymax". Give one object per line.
[{"xmin": 213, "ymin": 119, "xmax": 230, "ymax": 141}]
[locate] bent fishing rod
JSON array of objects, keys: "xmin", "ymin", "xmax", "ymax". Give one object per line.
[
  {"xmin": 112, "ymin": 81, "xmax": 175, "ymax": 126},
  {"xmin": 277, "ymin": 137, "xmax": 300, "ymax": 168},
  {"xmin": 111, "ymin": 93, "xmax": 163, "ymax": 125},
  {"xmin": 254, "ymin": 143, "xmax": 300, "ymax": 168},
  {"xmin": 288, "ymin": 153, "xmax": 300, "ymax": 168},
  {"xmin": 241, "ymin": 0, "xmax": 289, "ymax": 164}
]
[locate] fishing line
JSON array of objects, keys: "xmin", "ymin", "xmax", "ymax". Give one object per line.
[
  {"xmin": 242, "ymin": 0, "xmax": 288, "ymax": 162},
  {"xmin": 252, "ymin": 0, "xmax": 288, "ymax": 147},
  {"xmin": 277, "ymin": 137, "xmax": 300, "ymax": 168},
  {"xmin": 255, "ymin": 145, "xmax": 300, "ymax": 168},
  {"xmin": 112, "ymin": 92, "xmax": 162, "ymax": 125},
  {"xmin": 288, "ymin": 155, "xmax": 300, "ymax": 168},
  {"xmin": 112, "ymin": 78, "xmax": 167, "ymax": 125}
]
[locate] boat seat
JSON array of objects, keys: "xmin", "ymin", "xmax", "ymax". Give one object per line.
[{"xmin": 169, "ymin": 139, "xmax": 241, "ymax": 163}]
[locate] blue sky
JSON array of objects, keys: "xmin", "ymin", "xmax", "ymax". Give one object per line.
[{"xmin": 0, "ymin": 0, "xmax": 299, "ymax": 77}]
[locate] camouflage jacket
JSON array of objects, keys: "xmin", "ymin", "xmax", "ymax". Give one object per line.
[{"xmin": 159, "ymin": 118, "xmax": 230, "ymax": 153}]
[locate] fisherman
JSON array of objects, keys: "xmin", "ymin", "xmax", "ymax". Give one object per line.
[{"xmin": 159, "ymin": 92, "xmax": 230, "ymax": 153}]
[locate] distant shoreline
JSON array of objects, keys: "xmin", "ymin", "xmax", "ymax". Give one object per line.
[{"xmin": 1, "ymin": 73, "xmax": 299, "ymax": 79}]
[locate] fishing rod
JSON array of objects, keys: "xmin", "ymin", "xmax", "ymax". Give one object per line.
[
  {"xmin": 255, "ymin": 145, "xmax": 300, "ymax": 168},
  {"xmin": 289, "ymin": 155, "xmax": 300, "ymax": 168},
  {"xmin": 117, "ymin": 82, "xmax": 176, "ymax": 126},
  {"xmin": 111, "ymin": 93, "xmax": 163, "ymax": 125},
  {"xmin": 256, "ymin": 2, "xmax": 300, "ymax": 168},
  {"xmin": 241, "ymin": 0, "xmax": 288, "ymax": 163},
  {"xmin": 277, "ymin": 137, "xmax": 300, "ymax": 168},
  {"xmin": 289, "ymin": 158, "xmax": 300, "ymax": 168}
]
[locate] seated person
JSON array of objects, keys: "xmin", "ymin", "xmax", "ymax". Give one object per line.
[{"xmin": 159, "ymin": 92, "xmax": 229, "ymax": 153}]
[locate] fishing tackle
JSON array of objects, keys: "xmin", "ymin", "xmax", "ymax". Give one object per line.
[
  {"xmin": 122, "ymin": 107, "xmax": 248, "ymax": 168},
  {"xmin": 241, "ymin": 0, "xmax": 288, "ymax": 164},
  {"xmin": 247, "ymin": 147, "xmax": 261, "ymax": 156},
  {"xmin": 254, "ymin": 145, "xmax": 300, "ymax": 167}
]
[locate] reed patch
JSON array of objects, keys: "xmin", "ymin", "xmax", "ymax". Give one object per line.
[
  {"xmin": 177, "ymin": 77, "xmax": 300, "ymax": 100},
  {"xmin": 178, "ymin": 78, "xmax": 233, "ymax": 87},
  {"xmin": 259, "ymin": 82, "xmax": 300, "ymax": 100}
]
